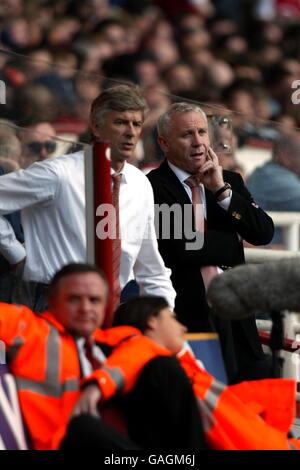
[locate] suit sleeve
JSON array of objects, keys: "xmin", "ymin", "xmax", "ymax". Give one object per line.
[{"xmin": 226, "ymin": 172, "xmax": 274, "ymax": 246}]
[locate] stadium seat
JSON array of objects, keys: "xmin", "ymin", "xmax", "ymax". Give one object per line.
[
  {"xmin": 0, "ymin": 365, "xmax": 30, "ymax": 449},
  {"xmin": 186, "ymin": 333, "xmax": 228, "ymax": 383}
]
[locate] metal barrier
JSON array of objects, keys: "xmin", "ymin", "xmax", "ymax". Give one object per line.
[
  {"xmin": 245, "ymin": 247, "xmax": 300, "ymax": 263},
  {"xmin": 267, "ymin": 212, "xmax": 300, "ymax": 251}
]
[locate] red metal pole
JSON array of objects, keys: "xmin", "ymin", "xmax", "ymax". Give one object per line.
[{"xmin": 92, "ymin": 142, "xmax": 114, "ymax": 328}]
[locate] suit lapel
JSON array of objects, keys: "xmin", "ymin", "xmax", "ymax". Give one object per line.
[{"xmin": 158, "ymin": 159, "xmax": 193, "ymax": 205}]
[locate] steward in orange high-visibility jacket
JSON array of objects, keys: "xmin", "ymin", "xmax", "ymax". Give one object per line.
[
  {"xmin": 83, "ymin": 334, "xmax": 300, "ymax": 450},
  {"xmin": 2, "ymin": 301, "xmax": 300, "ymax": 450},
  {"xmin": 0, "ymin": 302, "xmax": 149, "ymax": 449}
]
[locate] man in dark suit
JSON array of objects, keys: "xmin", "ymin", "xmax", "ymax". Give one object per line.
[{"xmin": 147, "ymin": 102, "xmax": 275, "ymax": 383}]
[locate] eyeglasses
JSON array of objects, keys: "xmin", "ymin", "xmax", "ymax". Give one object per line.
[
  {"xmin": 27, "ymin": 141, "xmax": 57, "ymax": 155},
  {"xmin": 211, "ymin": 115, "xmax": 232, "ymax": 129},
  {"xmin": 214, "ymin": 142, "xmax": 233, "ymax": 155}
]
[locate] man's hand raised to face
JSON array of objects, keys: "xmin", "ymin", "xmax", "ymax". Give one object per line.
[{"xmin": 196, "ymin": 147, "xmax": 225, "ymax": 193}]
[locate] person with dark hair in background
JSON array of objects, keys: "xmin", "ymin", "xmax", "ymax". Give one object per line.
[{"xmin": 247, "ymin": 133, "xmax": 300, "ymax": 247}]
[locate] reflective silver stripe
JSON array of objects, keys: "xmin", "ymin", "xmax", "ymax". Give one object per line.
[
  {"xmin": 203, "ymin": 379, "xmax": 225, "ymax": 414},
  {"xmin": 198, "ymin": 379, "xmax": 225, "ymax": 433},
  {"xmin": 15, "ymin": 324, "xmax": 79, "ymax": 397},
  {"xmin": 288, "ymin": 441, "xmax": 298, "ymax": 450},
  {"xmin": 101, "ymin": 366, "xmax": 124, "ymax": 393},
  {"xmin": 45, "ymin": 326, "xmax": 60, "ymax": 384},
  {"xmin": 197, "ymin": 398, "xmax": 216, "ymax": 433},
  {"xmin": 15, "ymin": 377, "xmax": 79, "ymax": 398},
  {"xmin": 64, "ymin": 378, "xmax": 79, "ymax": 392},
  {"xmin": 7, "ymin": 336, "xmax": 24, "ymax": 363}
]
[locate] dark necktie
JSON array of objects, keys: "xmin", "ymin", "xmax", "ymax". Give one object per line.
[
  {"xmin": 185, "ymin": 176, "xmax": 218, "ymax": 291},
  {"xmin": 84, "ymin": 337, "xmax": 103, "ymax": 370},
  {"xmin": 111, "ymin": 174, "xmax": 122, "ymax": 313}
]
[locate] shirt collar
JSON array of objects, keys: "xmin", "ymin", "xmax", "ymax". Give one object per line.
[
  {"xmin": 167, "ymin": 161, "xmax": 202, "ymax": 187},
  {"xmin": 41, "ymin": 311, "xmax": 102, "ymax": 340},
  {"xmin": 110, "ymin": 161, "xmax": 129, "ymax": 184},
  {"xmin": 41, "ymin": 311, "xmax": 67, "ymax": 333}
]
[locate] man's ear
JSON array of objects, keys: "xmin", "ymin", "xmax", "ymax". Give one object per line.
[
  {"xmin": 157, "ymin": 135, "xmax": 169, "ymax": 153},
  {"xmin": 147, "ymin": 315, "xmax": 158, "ymax": 332}
]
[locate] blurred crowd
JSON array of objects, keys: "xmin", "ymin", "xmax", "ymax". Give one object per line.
[{"xmin": 0, "ymin": 1, "xmax": 300, "ymax": 165}]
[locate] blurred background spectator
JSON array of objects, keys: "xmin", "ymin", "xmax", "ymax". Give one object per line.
[
  {"xmin": 0, "ymin": 0, "xmax": 299, "ymax": 209},
  {"xmin": 18, "ymin": 121, "xmax": 57, "ymax": 168},
  {"xmin": 247, "ymin": 133, "xmax": 300, "ymax": 247}
]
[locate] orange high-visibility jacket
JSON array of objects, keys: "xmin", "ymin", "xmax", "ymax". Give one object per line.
[
  {"xmin": 85, "ymin": 336, "xmax": 300, "ymax": 450},
  {"xmin": 0, "ymin": 302, "xmax": 140, "ymax": 449},
  {"xmin": 2, "ymin": 302, "xmax": 298, "ymax": 450},
  {"xmin": 178, "ymin": 348, "xmax": 300, "ymax": 450}
]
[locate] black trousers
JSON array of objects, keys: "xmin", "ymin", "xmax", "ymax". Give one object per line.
[{"xmin": 60, "ymin": 356, "xmax": 206, "ymax": 450}]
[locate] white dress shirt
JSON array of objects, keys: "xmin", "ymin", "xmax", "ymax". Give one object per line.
[{"xmin": 0, "ymin": 151, "xmax": 175, "ymax": 307}]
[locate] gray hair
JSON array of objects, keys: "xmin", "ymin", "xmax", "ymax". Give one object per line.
[
  {"xmin": 90, "ymin": 84, "xmax": 148, "ymax": 125},
  {"xmin": 157, "ymin": 102, "xmax": 207, "ymax": 137}
]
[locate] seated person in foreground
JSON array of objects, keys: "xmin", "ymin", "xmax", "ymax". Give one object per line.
[
  {"xmin": 0, "ymin": 263, "xmax": 204, "ymax": 450},
  {"xmin": 112, "ymin": 296, "xmax": 300, "ymax": 451}
]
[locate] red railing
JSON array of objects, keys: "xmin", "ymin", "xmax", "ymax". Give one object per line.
[{"xmin": 259, "ymin": 330, "xmax": 300, "ymax": 353}]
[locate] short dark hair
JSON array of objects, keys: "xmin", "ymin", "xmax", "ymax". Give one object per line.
[
  {"xmin": 90, "ymin": 84, "xmax": 148, "ymax": 126},
  {"xmin": 48, "ymin": 263, "xmax": 108, "ymax": 300},
  {"xmin": 113, "ymin": 296, "xmax": 169, "ymax": 333}
]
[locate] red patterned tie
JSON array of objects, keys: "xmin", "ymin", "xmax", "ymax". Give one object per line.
[
  {"xmin": 185, "ymin": 176, "xmax": 218, "ymax": 291},
  {"xmin": 111, "ymin": 174, "xmax": 122, "ymax": 313}
]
